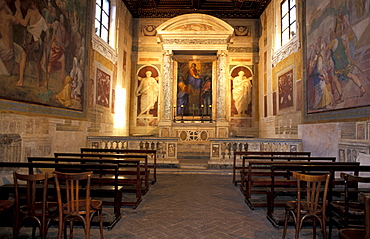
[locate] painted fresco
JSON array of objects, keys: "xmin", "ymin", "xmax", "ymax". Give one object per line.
[
  {"xmin": 136, "ymin": 65, "xmax": 159, "ymax": 117},
  {"xmin": 306, "ymin": 0, "xmax": 370, "ymax": 114},
  {"xmin": 278, "ymin": 69, "xmax": 294, "ymax": 110},
  {"xmin": 230, "ymin": 66, "xmax": 253, "ymax": 117},
  {"xmin": 96, "ymin": 68, "xmax": 110, "ymax": 108},
  {"xmin": 176, "ymin": 61, "xmax": 212, "ymax": 117},
  {"xmin": 0, "ymin": 0, "xmax": 88, "ymax": 112}
]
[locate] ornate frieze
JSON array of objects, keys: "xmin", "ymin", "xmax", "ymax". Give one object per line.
[
  {"xmin": 163, "ymin": 39, "xmax": 228, "ymax": 45},
  {"xmin": 272, "ymin": 37, "xmax": 300, "ymax": 66},
  {"xmin": 91, "ymin": 35, "xmax": 118, "ymax": 64},
  {"xmin": 228, "ymin": 47, "xmax": 259, "ymax": 53}
]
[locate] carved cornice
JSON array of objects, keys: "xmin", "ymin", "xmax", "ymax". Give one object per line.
[
  {"xmin": 272, "ymin": 37, "xmax": 300, "ymax": 66},
  {"xmin": 92, "ymin": 35, "xmax": 118, "ymax": 64},
  {"xmin": 163, "ymin": 39, "xmax": 227, "ymax": 45}
]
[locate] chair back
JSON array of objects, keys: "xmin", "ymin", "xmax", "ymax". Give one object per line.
[
  {"xmin": 13, "ymin": 172, "xmax": 50, "ymax": 238},
  {"xmin": 293, "ymin": 172, "xmax": 331, "ymax": 218},
  {"xmin": 14, "ymin": 172, "xmax": 49, "ymax": 219},
  {"xmin": 54, "ymin": 171, "xmax": 92, "ymax": 219}
]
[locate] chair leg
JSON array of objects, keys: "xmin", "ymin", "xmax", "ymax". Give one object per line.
[
  {"xmin": 294, "ymin": 217, "xmax": 300, "ymax": 239},
  {"xmin": 99, "ymin": 209, "xmax": 104, "ymax": 239},
  {"xmin": 58, "ymin": 216, "xmax": 63, "ymax": 239},
  {"xmin": 282, "ymin": 209, "xmax": 290, "ymax": 239},
  {"xmin": 321, "ymin": 216, "xmax": 327, "ymax": 239},
  {"xmin": 313, "ymin": 217, "xmax": 317, "ymax": 239}
]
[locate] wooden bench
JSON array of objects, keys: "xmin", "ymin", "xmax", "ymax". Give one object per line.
[
  {"xmin": 241, "ymin": 156, "xmax": 336, "ymax": 209},
  {"xmin": 54, "ymin": 152, "xmax": 150, "ymax": 194},
  {"xmin": 0, "ymin": 162, "xmax": 122, "ymax": 229},
  {"xmin": 28, "ymin": 156, "xmax": 143, "ymax": 209},
  {"xmin": 266, "ymin": 162, "xmax": 363, "ymax": 229},
  {"xmin": 81, "ymin": 148, "xmax": 157, "ymax": 184},
  {"xmin": 232, "ymin": 151, "xmax": 311, "ymax": 185}
]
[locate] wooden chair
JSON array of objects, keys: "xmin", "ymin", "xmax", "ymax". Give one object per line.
[
  {"xmin": 13, "ymin": 172, "xmax": 57, "ymax": 239},
  {"xmin": 54, "ymin": 171, "xmax": 104, "ymax": 239},
  {"xmin": 282, "ymin": 172, "xmax": 331, "ymax": 239},
  {"xmin": 330, "ymin": 173, "xmax": 370, "ymax": 237},
  {"xmin": 338, "ymin": 194, "xmax": 370, "ymax": 239}
]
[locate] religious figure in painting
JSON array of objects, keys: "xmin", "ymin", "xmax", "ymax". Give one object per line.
[
  {"xmin": 14, "ymin": 0, "xmax": 47, "ymax": 87},
  {"xmin": 177, "ymin": 76, "xmax": 191, "ymax": 115},
  {"xmin": 0, "ymin": 0, "xmax": 26, "ymax": 82},
  {"xmin": 201, "ymin": 76, "xmax": 212, "ymax": 115},
  {"xmin": 187, "ymin": 63, "xmax": 202, "ymax": 110},
  {"xmin": 232, "ymin": 70, "xmax": 252, "ymax": 116},
  {"xmin": 306, "ymin": 0, "xmax": 370, "ymax": 113},
  {"xmin": 136, "ymin": 70, "xmax": 159, "ymax": 116}
]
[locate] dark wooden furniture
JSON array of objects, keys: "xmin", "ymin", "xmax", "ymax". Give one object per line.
[
  {"xmin": 28, "ymin": 156, "xmax": 143, "ymax": 209},
  {"xmin": 54, "ymin": 152, "xmax": 150, "ymax": 194},
  {"xmin": 13, "ymin": 172, "xmax": 57, "ymax": 239},
  {"xmin": 232, "ymin": 151, "xmax": 311, "ymax": 185},
  {"xmin": 241, "ymin": 157, "xmax": 336, "ymax": 209},
  {"xmin": 54, "ymin": 171, "xmax": 104, "ymax": 239},
  {"xmin": 330, "ymin": 173, "xmax": 370, "ymax": 237},
  {"xmin": 0, "ymin": 162, "xmax": 122, "ymax": 230},
  {"xmin": 80, "ymin": 148, "xmax": 157, "ymax": 184},
  {"xmin": 266, "ymin": 163, "xmax": 362, "ymax": 229},
  {"xmin": 282, "ymin": 172, "xmax": 331, "ymax": 239},
  {"xmin": 339, "ymin": 195, "xmax": 370, "ymax": 239}
]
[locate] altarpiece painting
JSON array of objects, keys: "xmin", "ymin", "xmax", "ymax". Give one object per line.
[
  {"xmin": 305, "ymin": 0, "xmax": 370, "ymax": 120},
  {"xmin": 0, "ymin": 0, "xmax": 89, "ymax": 115},
  {"xmin": 176, "ymin": 61, "xmax": 213, "ymax": 117}
]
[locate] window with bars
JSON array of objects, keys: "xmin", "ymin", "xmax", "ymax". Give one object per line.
[
  {"xmin": 281, "ymin": 0, "xmax": 296, "ymax": 46},
  {"xmin": 95, "ymin": 0, "xmax": 111, "ymax": 43}
]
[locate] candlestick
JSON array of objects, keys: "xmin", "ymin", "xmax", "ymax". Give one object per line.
[
  {"xmin": 173, "ymin": 105, "xmax": 176, "ymax": 122},
  {"xmin": 201, "ymin": 104, "xmax": 204, "ymax": 123},
  {"xmin": 180, "ymin": 105, "xmax": 184, "ymax": 123},
  {"xmin": 209, "ymin": 105, "xmax": 213, "ymax": 123}
]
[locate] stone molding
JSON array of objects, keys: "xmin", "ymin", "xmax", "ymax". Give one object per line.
[
  {"xmin": 92, "ymin": 35, "xmax": 118, "ymax": 64},
  {"xmin": 272, "ymin": 37, "xmax": 300, "ymax": 66}
]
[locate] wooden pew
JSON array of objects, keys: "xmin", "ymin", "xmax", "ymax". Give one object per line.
[
  {"xmin": 266, "ymin": 162, "xmax": 363, "ymax": 229},
  {"xmin": 0, "ymin": 162, "xmax": 122, "ymax": 229},
  {"xmin": 81, "ymin": 148, "xmax": 157, "ymax": 184},
  {"xmin": 241, "ymin": 156, "xmax": 336, "ymax": 209},
  {"xmin": 28, "ymin": 156, "xmax": 143, "ymax": 209},
  {"xmin": 54, "ymin": 152, "xmax": 150, "ymax": 194},
  {"xmin": 232, "ymin": 151, "xmax": 311, "ymax": 185}
]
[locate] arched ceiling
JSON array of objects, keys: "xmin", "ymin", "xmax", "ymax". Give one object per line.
[{"xmin": 121, "ymin": 0, "xmax": 271, "ymax": 19}]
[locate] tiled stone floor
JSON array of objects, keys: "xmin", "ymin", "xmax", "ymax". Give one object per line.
[{"xmin": 0, "ymin": 171, "xmax": 339, "ymax": 238}]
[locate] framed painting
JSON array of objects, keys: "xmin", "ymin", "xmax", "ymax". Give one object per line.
[
  {"xmin": 176, "ymin": 61, "xmax": 213, "ymax": 117},
  {"xmin": 0, "ymin": 0, "xmax": 90, "ymax": 118},
  {"xmin": 304, "ymin": 0, "xmax": 370, "ymax": 122},
  {"xmin": 278, "ymin": 69, "xmax": 294, "ymax": 111}
]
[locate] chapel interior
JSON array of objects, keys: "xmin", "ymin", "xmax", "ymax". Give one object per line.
[
  {"xmin": 1, "ymin": 0, "xmax": 370, "ymax": 238},
  {"xmin": 1, "ymin": 0, "xmax": 369, "ymax": 168}
]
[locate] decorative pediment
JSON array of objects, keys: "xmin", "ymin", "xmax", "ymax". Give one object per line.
[
  {"xmin": 156, "ymin": 14, "xmax": 234, "ymax": 51},
  {"xmin": 157, "ymin": 14, "xmax": 234, "ymax": 34}
]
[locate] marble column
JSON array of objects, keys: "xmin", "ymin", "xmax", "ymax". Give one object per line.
[
  {"xmin": 216, "ymin": 50, "xmax": 228, "ymax": 121},
  {"xmin": 161, "ymin": 50, "xmax": 173, "ymax": 121}
]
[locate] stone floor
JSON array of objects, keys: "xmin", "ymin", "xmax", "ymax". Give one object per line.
[{"xmin": 0, "ymin": 170, "xmax": 340, "ymax": 239}]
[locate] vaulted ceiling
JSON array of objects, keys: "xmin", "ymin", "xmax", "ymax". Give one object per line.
[{"xmin": 121, "ymin": 0, "xmax": 271, "ymax": 19}]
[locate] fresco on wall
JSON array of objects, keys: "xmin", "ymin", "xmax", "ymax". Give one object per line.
[
  {"xmin": 230, "ymin": 66, "xmax": 253, "ymax": 117},
  {"xmin": 278, "ymin": 69, "xmax": 294, "ymax": 110},
  {"xmin": 96, "ymin": 68, "xmax": 110, "ymax": 108},
  {"xmin": 0, "ymin": 0, "xmax": 88, "ymax": 112},
  {"xmin": 306, "ymin": 0, "xmax": 370, "ymax": 114},
  {"xmin": 136, "ymin": 65, "xmax": 159, "ymax": 117},
  {"xmin": 176, "ymin": 61, "xmax": 212, "ymax": 116}
]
